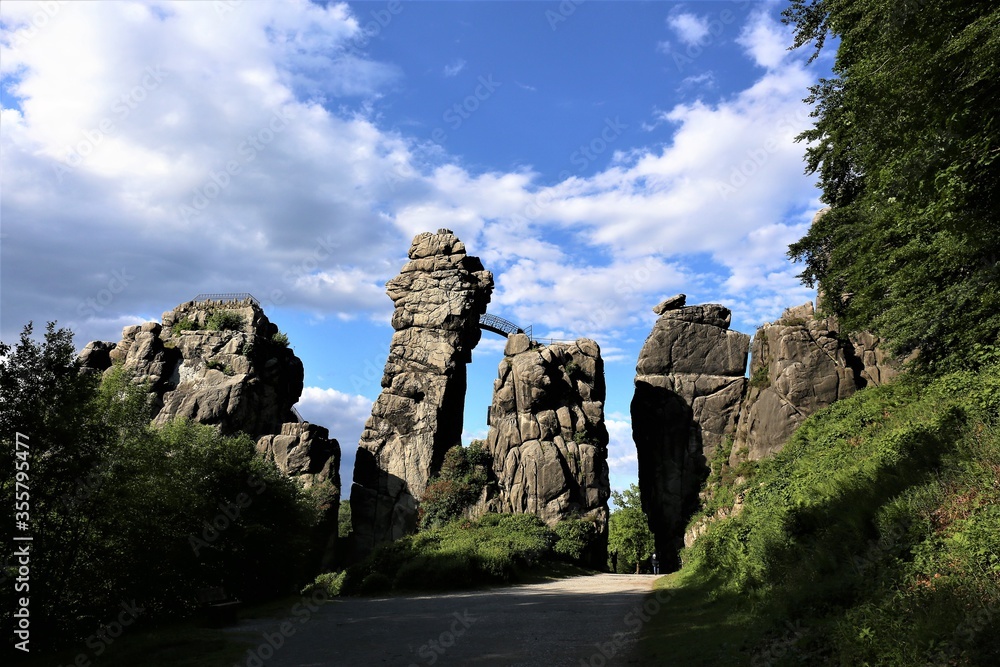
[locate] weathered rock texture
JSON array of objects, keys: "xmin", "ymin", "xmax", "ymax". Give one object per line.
[
  {"xmin": 257, "ymin": 422, "xmax": 341, "ymax": 568},
  {"xmin": 81, "ymin": 297, "xmax": 304, "ymax": 439},
  {"xmin": 728, "ymin": 301, "xmax": 900, "ymax": 466},
  {"xmin": 482, "ymin": 333, "xmax": 610, "ymax": 568},
  {"xmin": 631, "ymin": 295, "xmax": 750, "ymax": 569},
  {"xmin": 351, "ymin": 230, "xmax": 493, "ymax": 555},
  {"xmin": 256, "ymin": 422, "xmax": 340, "ymax": 490}
]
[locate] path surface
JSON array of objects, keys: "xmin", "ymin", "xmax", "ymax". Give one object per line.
[{"xmin": 229, "ymin": 574, "xmax": 657, "ymax": 667}]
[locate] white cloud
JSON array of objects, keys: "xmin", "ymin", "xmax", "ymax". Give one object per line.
[
  {"xmin": 296, "ymin": 386, "xmax": 374, "ymax": 493},
  {"xmin": 443, "ymin": 58, "xmax": 466, "ymax": 77},
  {"xmin": 667, "ymin": 13, "xmax": 710, "ymax": 47},
  {"xmin": 736, "ymin": 10, "xmax": 794, "ymax": 70}
]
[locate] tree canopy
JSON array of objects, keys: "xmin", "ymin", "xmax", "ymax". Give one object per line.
[
  {"xmin": 608, "ymin": 484, "xmax": 656, "ymax": 573},
  {"xmin": 783, "ymin": 0, "xmax": 1000, "ymax": 370},
  {"xmin": 1, "ymin": 323, "xmax": 318, "ymax": 646}
]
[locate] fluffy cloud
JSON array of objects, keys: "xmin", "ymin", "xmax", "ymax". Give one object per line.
[
  {"xmin": 1, "ymin": 0, "xmax": 821, "ymax": 350},
  {"xmin": 667, "ymin": 13, "xmax": 711, "ymax": 47},
  {"xmin": 295, "ymin": 386, "xmax": 374, "ymax": 492}
]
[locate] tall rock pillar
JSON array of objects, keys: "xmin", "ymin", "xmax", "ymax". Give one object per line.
[
  {"xmin": 483, "ymin": 334, "xmax": 610, "ymax": 569},
  {"xmin": 351, "ymin": 230, "xmax": 493, "ymax": 555},
  {"xmin": 631, "ymin": 295, "xmax": 750, "ymax": 569}
]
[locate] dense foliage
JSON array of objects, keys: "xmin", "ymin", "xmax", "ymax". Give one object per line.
[
  {"xmin": 608, "ymin": 484, "xmax": 656, "ymax": 573},
  {"xmin": 0, "ymin": 324, "xmax": 318, "ymax": 648},
  {"xmin": 328, "ymin": 514, "xmax": 565, "ymax": 595},
  {"xmin": 682, "ymin": 365, "xmax": 1000, "ymax": 664},
  {"xmin": 418, "ymin": 441, "xmax": 491, "ymax": 530},
  {"xmin": 782, "ymin": 0, "xmax": 1000, "ymax": 370}
]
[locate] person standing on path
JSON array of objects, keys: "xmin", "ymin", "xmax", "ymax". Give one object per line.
[
  {"xmin": 610, "ymin": 550, "xmax": 618, "ymax": 573},
  {"xmin": 651, "ymin": 553, "xmax": 660, "ymax": 575}
]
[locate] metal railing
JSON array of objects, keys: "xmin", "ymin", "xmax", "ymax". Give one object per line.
[
  {"xmin": 192, "ymin": 293, "xmax": 260, "ymax": 306},
  {"xmin": 479, "ymin": 313, "xmax": 533, "ymax": 340}
]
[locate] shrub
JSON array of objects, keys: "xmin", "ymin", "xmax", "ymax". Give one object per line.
[
  {"xmin": 419, "ymin": 443, "xmax": 491, "ymax": 529},
  {"xmin": 171, "ymin": 317, "xmax": 200, "ymax": 335},
  {"xmin": 553, "ymin": 518, "xmax": 597, "ymax": 563},
  {"xmin": 271, "ymin": 331, "xmax": 289, "ymax": 347},
  {"xmin": 749, "ymin": 364, "xmax": 771, "ymax": 389},
  {"xmin": 302, "ymin": 571, "xmax": 346, "ymax": 597},
  {"xmin": 206, "ymin": 310, "xmax": 244, "ymax": 331}
]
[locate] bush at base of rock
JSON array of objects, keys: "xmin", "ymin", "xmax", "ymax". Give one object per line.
[{"xmin": 336, "ymin": 513, "xmax": 598, "ymax": 595}]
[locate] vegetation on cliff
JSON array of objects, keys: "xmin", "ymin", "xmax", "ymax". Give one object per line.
[
  {"xmin": 0, "ymin": 323, "xmax": 319, "ymax": 648},
  {"xmin": 784, "ymin": 0, "xmax": 1000, "ymax": 370},
  {"xmin": 642, "ymin": 2, "xmax": 1000, "ymax": 663}
]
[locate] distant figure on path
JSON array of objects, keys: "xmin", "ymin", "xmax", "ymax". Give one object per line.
[
  {"xmin": 610, "ymin": 550, "xmax": 618, "ymax": 573},
  {"xmin": 651, "ymin": 553, "xmax": 660, "ymax": 575}
]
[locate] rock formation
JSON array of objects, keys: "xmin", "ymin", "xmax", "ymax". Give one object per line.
[
  {"xmin": 631, "ymin": 295, "xmax": 750, "ymax": 569},
  {"xmin": 728, "ymin": 301, "xmax": 899, "ymax": 466},
  {"xmin": 257, "ymin": 422, "xmax": 341, "ymax": 567},
  {"xmin": 81, "ymin": 297, "xmax": 303, "ymax": 439},
  {"xmin": 256, "ymin": 422, "xmax": 340, "ymax": 490},
  {"xmin": 351, "ymin": 230, "xmax": 493, "ymax": 555},
  {"xmin": 482, "ymin": 333, "xmax": 610, "ymax": 568}
]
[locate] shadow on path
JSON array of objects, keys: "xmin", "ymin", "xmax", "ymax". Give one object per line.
[{"xmin": 229, "ymin": 574, "xmax": 657, "ymax": 667}]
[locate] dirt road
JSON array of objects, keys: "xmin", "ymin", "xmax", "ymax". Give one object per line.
[{"xmin": 229, "ymin": 574, "xmax": 660, "ymax": 667}]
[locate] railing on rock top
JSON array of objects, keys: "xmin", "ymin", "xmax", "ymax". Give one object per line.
[
  {"xmin": 193, "ymin": 293, "xmax": 260, "ymax": 306},
  {"xmin": 478, "ymin": 313, "xmax": 532, "ymax": 340}
]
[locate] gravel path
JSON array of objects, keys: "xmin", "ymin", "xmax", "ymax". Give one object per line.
[{"xmin": 229, "ymin": 574, "xmax": 658, "ymax": 667}]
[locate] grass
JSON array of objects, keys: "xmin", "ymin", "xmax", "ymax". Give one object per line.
[
  {"xmin": 639, "ymin": 570, "xmax": 758, "ymax": 666},
  {"xmin": 15, "ymin": 619, "xmax": 256, "ymax": 667},
  {"xmin": 640, "ymin": 364, "xmax": 1000, "ymax": 665}
]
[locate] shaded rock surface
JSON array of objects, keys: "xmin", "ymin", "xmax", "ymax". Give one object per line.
[
  {"xmin": 481, "ymin": 334, "xmax": 610, "ymax": 569},
  {"xmin": 728, "ymin": 301, "xmax": 900, "ymax": 466},
  {"xmin": 631, "ymin": 297, "xmax": 750, "ymax": 569},
  {"xmin": 81, "ymin": 297, "xmax": 303, "ymax": 439},
  {"xmin": 257, "ymin": 422, "xmax": 341, "ymax": 568},
  {"xmin": 351, "ymin": 230, "xmax": 493, "ymax": 555}
]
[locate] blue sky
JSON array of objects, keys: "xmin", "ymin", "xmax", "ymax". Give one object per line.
[{"xmin": 0, "ymin": 0, "xmax": 831, "ymax": 498}]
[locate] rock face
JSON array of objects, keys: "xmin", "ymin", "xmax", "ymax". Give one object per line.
[
  {"xmin": 256, "ymin": 422, "xmax": 340, "ymax": 490},
  {"xmin": 82, "ymin": 297, "xmax": 304, "ymax": 439},
  {"xmin": 631, "ymin": 295, "xmax": 750, "ymax": 569},
  {"xmin": 257, "ymin": 422, "xmax": 341, "ymax": 568},
  {"xmin": 728, "ymin": 301, "xmax": 899, "ymax": 466},
  {"xmin": 482, "ymin": 334, "xmax": 610, "ymax": 568},
  {"xmin": 351, "ymin": 230, "xmax": 494, "ymax": 555}
]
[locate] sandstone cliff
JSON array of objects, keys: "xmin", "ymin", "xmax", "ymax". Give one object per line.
[
  {"xmin": 728, "ymin": 301, "xmax": 900, "ymax": 466},
  {"xmin": 482, "ymin": 333, "xmax": 610, "ymax": 568},
  {"xmin": 630, "ymin": 295, "xmax": 750, "ymax": 568},
  {"xmin": 81, "ymin": 297, "xmax": 304, "ymax": 439},
  {"xmin": 350, "ymin": 230, "xmax": 493, "ymax": 555}
]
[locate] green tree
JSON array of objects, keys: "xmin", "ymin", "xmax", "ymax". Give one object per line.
[
  {"xmin": 418, "ymin": 441, "xmax": 491, "ymax": 530},
  {"xmin": 1, "ymin": 323, "xmax": 317, "ymax": 647},
  {"xmin": 608, "ymin": 484, "xmax": 655, "ymax": 573},
  {"xmin": 783, "ymin": 0, "xmax": 1000, "ymax": 371}
]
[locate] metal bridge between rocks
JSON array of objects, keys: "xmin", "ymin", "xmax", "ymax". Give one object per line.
[{"xmin": 479, "ymin": 313, "xmax": 532, "ymax": 340}]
